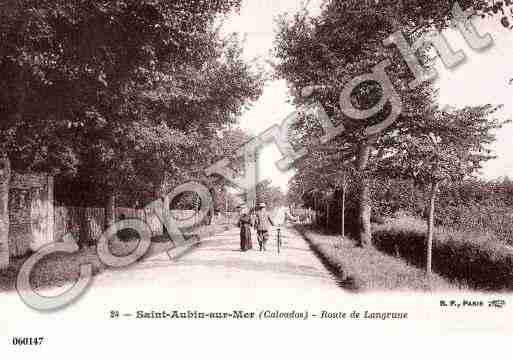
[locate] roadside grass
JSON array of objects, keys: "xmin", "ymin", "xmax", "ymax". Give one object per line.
[
  {"xmin": 297, "ymin": 225, "xmax": 460, "ymax": 292},
  {"xmin": 373, "ymin": 216, "xmax": 513, "ymax": 291},
  {"xmin": 0, "ymin": 223, "xmax": 232, "ymax": 293}
]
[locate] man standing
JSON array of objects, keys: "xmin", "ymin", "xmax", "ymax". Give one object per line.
[{"xmin": 254, "ymin": 203, "xmax": 274, "ymax": 251}]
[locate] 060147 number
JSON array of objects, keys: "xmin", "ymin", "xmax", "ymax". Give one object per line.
[{"xmin": 12, "ymin": 337, "xmax": 45, "ymax": 345}]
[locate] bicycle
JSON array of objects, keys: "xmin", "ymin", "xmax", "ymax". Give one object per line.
[{"xmin": 276, "ymin": 227, "xmax": 282, "ymax": 254}]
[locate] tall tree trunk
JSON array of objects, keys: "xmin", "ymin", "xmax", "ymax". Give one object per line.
[
  {"xmin": 78, "ymin": 207, "xmax": 89, "ymax": 248},
  {"xmin": 313, "ymin": 195, "xmax": 317, "ymax": 226},
  {"xmin": 426, "ymin": 181, "xmax": 438, "ymax": 277},
  {"xmin": 356, "ymin": 141, "xmax": 372, "ymax": 247},
  {"xmin": 153, "ymin": 180, "xmax": 163, "ymax": 201},
  {"xmin": 341, "ymin": 183, "xmax": 346, "ymax": 237},
  {"xmin": 152, "ymin": 178, "xmax": 166, "ymax": 234},
  {"xmin": 105, "ymin": 190, "xmax": 117, "ymax": 228},
  {"xmin": 326, "ymin": 202, "xmax": 329, "ymax": 231}
]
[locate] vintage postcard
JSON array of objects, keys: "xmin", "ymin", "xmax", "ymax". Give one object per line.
[{"xmin": 1, "ymin": 0, "xmax": 513, "ymax": 356}]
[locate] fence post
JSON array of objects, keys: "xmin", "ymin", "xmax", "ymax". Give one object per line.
[{"xmin": 313, "ymin": 196, "xmax": 316, "ymax": 226}]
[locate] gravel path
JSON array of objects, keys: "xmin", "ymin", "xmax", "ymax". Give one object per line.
[
  {"xmin": 93, "ymin": 226, "xmax": 342, "ymax": 291},
  {"xmin": 1, "ymin": 226, "xmax": 344, "ymax": 319}
]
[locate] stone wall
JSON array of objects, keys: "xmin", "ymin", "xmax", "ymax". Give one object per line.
[
  {"xmin": 0, "ymin": 155, "xmax": 233, "ymax": 266},
  {"xmin": 0, "ymin": 161, "xmax": 54, "ymax": 262},
  {"xmin": 53, "ymin": 207, "xmax": 204, "ymax": 245},
  {"xmin": 4, "ymin": 167, "xmax": 54, "ymax": 259}
]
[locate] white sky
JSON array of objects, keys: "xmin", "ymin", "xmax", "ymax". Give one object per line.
[
  {"xmin": 222, "ymin": 1, "xmax": 513, "ymax": 191},
  {"xmin": 437, "ymin": 19, "xmax": 513, "ymax": 181}
]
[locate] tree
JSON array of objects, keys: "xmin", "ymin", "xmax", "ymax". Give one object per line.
[
  {"xmin": 0, "ymin": 1, "xmax": 263, "ymax": 226},
  {"xmin": 240, "ymin": 179, "xmax": 286, "ymax": 210},
  {"xmin": 376, "ymin": 105, "xmax": 506, "ymax": 275},
  {"xmin": 274, "ymin": 0, "xmax": 508, "ymax": 246}
]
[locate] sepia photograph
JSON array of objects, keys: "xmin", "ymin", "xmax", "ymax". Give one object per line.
[{"xmin": 1, "ymin": 0, "xmax": 513, "ymax": 356}]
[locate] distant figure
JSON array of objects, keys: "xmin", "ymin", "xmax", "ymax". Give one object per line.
[
  {"xmin": 274, "ymin": 206, "xmax": 297, "ymax": 227},
  {"xmin": 237, "ymin": 206, "xmax": 253, "ymax": 252},
  {"xmin": 254, "ymin": 203, "xmax": 274, "ymax": 251}
]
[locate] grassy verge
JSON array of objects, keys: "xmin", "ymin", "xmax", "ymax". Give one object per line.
[
  {"xmin": 373, "ymin": 216, "xmax": 513, "ymax": 291},
  {"xmin": 0, "ymin": 222, "xmax": 232, "ymax": 293},
  {"xmin": 297, "ymin": 225, "xmax": 460, "ymax": 292}
]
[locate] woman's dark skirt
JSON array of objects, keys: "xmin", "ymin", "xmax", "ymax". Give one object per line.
[{"xmin": 240, "ymin": 226, "xmax": 253, "ymax": 251}]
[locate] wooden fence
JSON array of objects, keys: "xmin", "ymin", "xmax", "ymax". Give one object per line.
[{"xmin": 54, "ymin": 207, "xmax": 236, "ymax": 244}]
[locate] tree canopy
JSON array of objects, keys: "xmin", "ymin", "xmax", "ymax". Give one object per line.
[
  {"xmin": 274, "ymin": 0, "xmax": 508, "ymax": 245},
  {"xmin": 0, "ymin": 0, "xmax": 264, "ymax": 207}
]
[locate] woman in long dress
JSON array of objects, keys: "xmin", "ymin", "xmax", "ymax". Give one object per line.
[{"xmin": 238, "ymin": 209, "xmax": 253, "ymax": 252}]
